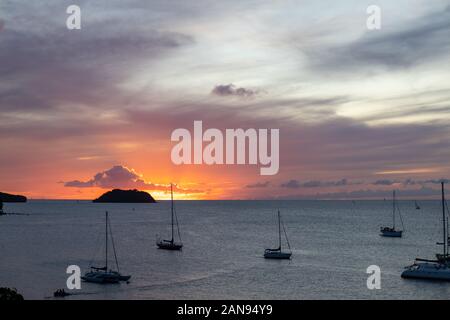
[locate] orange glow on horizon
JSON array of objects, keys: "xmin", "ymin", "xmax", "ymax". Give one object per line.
[{"xmin": 148, "ymin": 190, "xmax": 210, "ymax": 200}]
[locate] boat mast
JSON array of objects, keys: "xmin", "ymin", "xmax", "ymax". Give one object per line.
[
  {"xmin": 392, "ymin": 190, "xmax": 396, "ymax": 229},
  {"xmin": 108, "ymin": 214, "xmax": 120, "ymax": 272},
  {"xmin": 442, "ymin": 182, "xmax": 446, "ymax": 258},
  {"xmin": 171, "ymin": 184, "xmax": 174, "ymax": 243},
  {"xmin": 278, "ymin": 210, "xmax": 282, "ymax": 251},
  {"xmin": 447, "ymin": 216, "xmax": 449, "ymax": 256},
  {"xmin": 105, "ymin": 211, "xmax": 108, "ymax": 272}
]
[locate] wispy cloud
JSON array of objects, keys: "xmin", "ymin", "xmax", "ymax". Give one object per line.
[
  {"xmin": 307, "ymin": 5, "xmax": 450, "ymax": 73},
  {"xmin": 375, "ymin": 168, "xmax": 439, "ymax": 175}
]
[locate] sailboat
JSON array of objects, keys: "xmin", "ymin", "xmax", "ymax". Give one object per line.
[
  {"xmin": 401, "ymin": 182, "xmax": 450, "ymax": 281},
  {"xmin": 264, "ymin": 210, "xmax": 292, "ymax": 259},
  {"xmin": 380, "ymin": 190, "xmax": 404, "ymax": 237},
  {"xmin": 415, "ymin": 200, "xmax": 421, "ymax": 210},
  {"xmin": 157, "ymin": 184, "xmax": 183, "ymax": 250},
  {"xmin": 82, "ymin": 211, "xmax": 131, "ymax": 284}
]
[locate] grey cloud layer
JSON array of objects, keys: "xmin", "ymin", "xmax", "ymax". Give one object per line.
[
  {"xmin": 306, "ymin": 5, "xmax": 450, "ymax": 73},
  {"xmin": 0, "ymin": 26, "xmax": 192, "ymax": 114}
]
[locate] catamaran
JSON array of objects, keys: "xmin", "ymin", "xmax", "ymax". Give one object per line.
[
  {"xmin": 264, "ymin": 210, "xmax": 292, "ymax": 259},
  {"xmin": 380, "ymin": 190, "xmax": 404, "ymax": 237},
  {"xmin": 157, "ymin": 184, "xmax": 183, "ymax": 250},
  {"xmin": 82, "ymin": 211, "xmax": 131, "ymax": 284},
  {"xmin": 401, "ymin": 182, "xmax": 450, "ymax": 281}
]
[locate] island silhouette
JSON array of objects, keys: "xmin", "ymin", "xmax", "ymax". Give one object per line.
[
  {"xmin": 0, "ymin": 192, "xmax": 27, "ymax": 202},
  {"xmin": 93, "ymin": 189, "xmax": 156, "ymax": 203}
]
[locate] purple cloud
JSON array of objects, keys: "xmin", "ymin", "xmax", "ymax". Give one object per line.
[
  {"xmin": 281, "ymin": 179, "xmax": 356, "ymax": 189},
  {"xmin": 65, "ymin": 165, "xmax": 157, "ymax": 189},
  {"xmin": 65, "ymin": 165, "xmax": 201, "ymax": 194},
  {"xmin": 246, "ymin": 181, "xmax": 270, "ymax": 188},
  {"xmin": 281, "ymin": 180, "xmax": 301, "ymax": 189},
  {"xmin": 211, "ymin": 84, "xmax": 259, "ymax": 98},
  {"xmin": 373, "ymin": 179, "xmax": 397, "ymax": 186},
  {"xmin": 274, "ymin": 186, "xmax": 441, "ymax": 200}
]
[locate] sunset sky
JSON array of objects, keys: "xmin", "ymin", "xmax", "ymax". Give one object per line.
[{"xmin": 1, "ymin": 0, "xmax": 449, "ymax": 200}]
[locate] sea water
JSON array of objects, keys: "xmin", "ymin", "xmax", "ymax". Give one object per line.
[{"xmin": 0, "ymin": 200, "xmax": 449, "ymax": 299}]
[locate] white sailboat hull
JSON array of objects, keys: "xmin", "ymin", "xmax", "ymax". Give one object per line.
[
  {"xmin": 381, "ymin": 190, "xmax": 404, "ymax": 237},
  {"xmin": 263, "ymin": 210, "xmax": 292, "ymax": 260},
  {"xmin": 110, "ymin": 271, "xmax": 131, "ymax": 281},
  {"xmin": 402, "ymin": 183, "xmax": 449, "ymax": 281},
  {"xmin": 157, "ymin": 184, "xmax": 183, "ymax": 251},
  {"xmin": 401, "ymin": 263, "xmax": 450, "ymax": 281},
  {"xmin": 82, "ymin": 271, "xmax": 121, "ymax": 284},
  {"xmin": 84, "ymin": 212, "xmax": 131, "ymax": 285}
]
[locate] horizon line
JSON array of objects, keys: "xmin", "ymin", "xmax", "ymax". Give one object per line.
[{"xmin": 18, "ymin": 198, "xmax": 442, "ymax": 201}]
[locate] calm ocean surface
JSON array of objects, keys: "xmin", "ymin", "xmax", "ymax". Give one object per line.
[{"xmin": 0, "ymin": 200, "xmax": 449, "ymax": 300}]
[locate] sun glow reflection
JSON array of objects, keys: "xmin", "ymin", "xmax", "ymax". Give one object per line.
[{"xmin": 147, "ymin": 190, "xmax": 205, "ymax": 201}]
